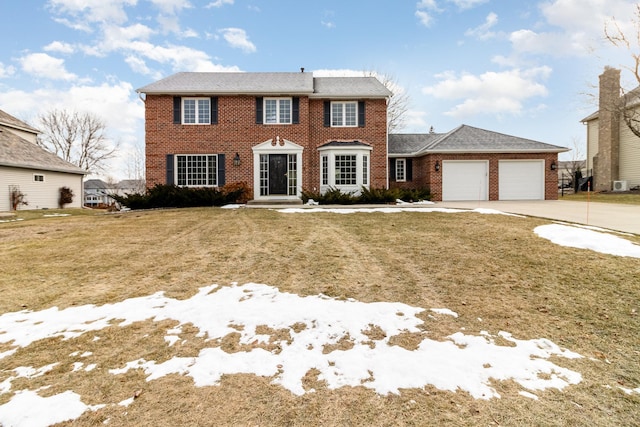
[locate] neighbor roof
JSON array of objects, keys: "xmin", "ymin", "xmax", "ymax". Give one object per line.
[
  {"xmin": 0, "ymin": 128, "xmax": 86, "ymax": 175},
  {"xmin": 0, "ymin": 109, "xmax": 39, "ymax": 134},
  {"xmin": 137, "ymin": 72, "xmax": 392, "ymax": 98},
  {"xmin": 389, "ymin": 125, "xmax": 568, "ymax": 155}
]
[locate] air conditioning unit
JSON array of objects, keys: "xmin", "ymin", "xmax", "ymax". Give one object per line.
[{"xmin": 613, "ymin": 180, "xmax": 628, "ymax": 192}]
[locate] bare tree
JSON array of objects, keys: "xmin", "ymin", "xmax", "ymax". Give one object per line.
[
  {"xmin": 364, "ymin": 71, "xmax": 410, "ymax": 133},
  {"xmin": 604, "ymin": 5, "xmax": 640, "ymax": 138},
  {"xmin": 562, "ymin": 137, "xmax": 586, "ymax": 190},
  {"xmin": 37, "ymin": 109, "xmax": 118, "ymax": 173},
  {"xmin": 125, "ymin": 143, "xmax": 146, "ymax": 192}
]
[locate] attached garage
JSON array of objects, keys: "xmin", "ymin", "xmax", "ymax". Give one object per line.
[
  {"xmin": 388, "ymin": 125, "xmax": 568, "ymax": 201},
  {"xmin": 442, "ymin": 160, "xmax": 488, "ymax": 201},
  {"xmin": 498, "ymin": 160, "xmax": 545, "ymax": 200}
]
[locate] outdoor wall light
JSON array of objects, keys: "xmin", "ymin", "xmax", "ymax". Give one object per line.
[
  {"xmin": 550, "ymin": 160, "xmax": 557, "ymax": 171},
  {"xmin": 435, "ymin": 160, "xmax": 440, "ymax": 172},
  {"xmin": 233, "ymin": 152, "xmax": 241, "ymax": 166}
]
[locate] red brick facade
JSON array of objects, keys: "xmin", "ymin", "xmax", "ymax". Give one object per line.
[
  {"xmin": 144, "ymin": 94, "xmax": 388, "ymax": 200},
  {"xmin": 390, "ymin": 152, "xmax": 559, "ymax": 201}
]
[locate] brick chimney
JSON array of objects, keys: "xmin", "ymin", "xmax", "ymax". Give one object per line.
[{"xmin": 594, "ymin": 67, "xmax": 621, "ymax": 191}]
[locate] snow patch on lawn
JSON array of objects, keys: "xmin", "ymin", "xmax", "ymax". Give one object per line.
[
  {"xmin": 0, "ymin": 283, "xmax": 587, "ymax": 426},
  {"xmin": 535, "ymin": 224, "xmax": 640, "ymax": 258}
]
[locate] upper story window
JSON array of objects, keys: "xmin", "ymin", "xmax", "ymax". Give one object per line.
[
  {"xmin": 331, "ymin": 102, "xmax": 357, "ymax": 127},
  {"xmin": 182, "ymin": 98, "xmax": 211, "ymax": 124},
  {"xmin": 264, "ymin": 98, "xmax": 292, "ymax": 124}
]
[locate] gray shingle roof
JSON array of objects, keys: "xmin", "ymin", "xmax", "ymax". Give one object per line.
[
  {"xmin": 389, "ymin": 125, "xmax": 567, "ymax": 155},
  {"xmin": 0, "ymin": 128, "xmax": 86, "ymax": 175},
  {"xmin": 0, "ymin": 109, "xmax": 39, "ymax": 134},
  {"xmin": 136, "ymin": 72, "xmax": 392, "ymax": 98},
  {"xmin": 312, "ymin": 77, "xmax": 392, "ymax": 98}
]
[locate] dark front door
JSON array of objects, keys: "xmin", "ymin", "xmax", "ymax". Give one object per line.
[{"xmin": 269, "ymin": 154, "xmax": 288, "ymax": 195}]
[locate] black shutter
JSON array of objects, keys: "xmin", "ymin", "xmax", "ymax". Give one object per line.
[
  {"xmin": 358, "ymin": 101, "xmax": 365, "ymax": 127},
  {"xmin": 256, "ymin": 97, "xmax": 263, "ymax": 124},
  {"xmin": 217, "ymin": 154, "xmax": 226, "ymax": 187},
  {"xmin": 323, "ymin": 101, "xmax": 330, "ymax": 127},
  {"xmin": 292, "ymin": 97, "xmax": 299, "ymax": 124},
  {"xmin": 211, "ymin": 97, "xmax": 218, "ymax": 124},
  {"xmin": 389, "ymin": 158, "xmax": 396, "ymax": 181},
  {"xmin": 166, "ymin": 154, "xmax": 174, "ymax": 185},
  {"xmin": 173, "ymin": 97, "xmax": 181, "ymax": 124},
  {"xmin": 406, "ymin": 158, "xmax": 413, "ymax": 181}
]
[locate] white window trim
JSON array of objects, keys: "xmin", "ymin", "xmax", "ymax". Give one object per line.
[
  {"xmin": 182, "ymin": 97, "xmax": 210, "ymax": 125},
  {"xmin": 175, "ymin": 154, "xmax": 218, "ymax": 187},
  {"xmin": 33, "ymin": 174, "xmax": 45, "ymax": 182},
  {"xmin": 331, "ymin": 101, "xmax": 358, "ymax": 127},
  {"xmin": 264, "ymin": 97, "xmax": 292, "ymax": 125},
  {"xmin": 318, "ymin": 146, "xmax": 372, "ymax": 193},
  {"xmin": 396, "ymin": 158, "xmax": 406, "ymax": 182}
]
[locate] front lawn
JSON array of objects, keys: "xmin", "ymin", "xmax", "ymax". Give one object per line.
[{"xmin": 0, "ymin": 207, "xmax": 638, "ymax": 426}]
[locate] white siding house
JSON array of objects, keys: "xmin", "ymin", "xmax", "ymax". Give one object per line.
[{"xmin": 0, "ymin": 109, "xmax": 86, "ymax": 211}]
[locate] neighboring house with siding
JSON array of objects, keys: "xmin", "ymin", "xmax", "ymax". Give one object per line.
[
  {"xmin": 137, "ymin": 71, "xmax": 565, "ymax": 202},
  {"xmin": 84, "ymin": 178, "xmax": 146, "ymax": 207},
  {"xmin": 582, "ymin": 67, "xmax": 640, "ymax": 192},
  {"xmin": 0, "ymin": 109, "xmax": 85, "ymax": 211}
]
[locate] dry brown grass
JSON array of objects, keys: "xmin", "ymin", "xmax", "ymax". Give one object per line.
[{"xmin": 0, "ymin": 207, "xmax": 639, "ymax": 426}]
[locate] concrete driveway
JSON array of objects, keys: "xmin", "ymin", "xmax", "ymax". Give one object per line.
[{"xmin": 435, "ymin": 200, "xmax": 640, "ymax": 235}]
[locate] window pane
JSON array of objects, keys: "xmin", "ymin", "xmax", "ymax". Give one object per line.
[
  {"xmin": 322, "ymin": 155, "xmax": 328, "ymax": 185},
  {"xmin": 183, "ymin": 100, "xmax": 196, "ymax": 124},
  {"xmin": 363, "ymin": 155, "xmax": 368, "ymax": 185},
  {"xmin": 198, "ymin": 99, "xmax": 210, "ymax": 124},
  {"xmin": 396, "ymin": 159, "xmax": 405, "ymax": 181},
  {"xmin": 279, "ymin": 99, "xmax": 291, "ymax": 124},
  {"xmin": 345, "ymin": 102, "xmax": 357, "ymax": 126},
  {"xmin": 335, "ymin": 155, "xmax": 356, "ymax": 185},
  {"xmin": 265, "ymin": 99, "xmax": 277, "ymax": 123},
  {"xmin": 176, "ymin": 154, "xmax": 217, "ymax": 186},
  {"xmin": 332, "ymin": 103, "xmax": 343, "ymax": 126}
]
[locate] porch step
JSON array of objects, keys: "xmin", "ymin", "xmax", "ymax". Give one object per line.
[{"xmin": 246, "ymin": 199, "xmax": 303, "ymax": 206}]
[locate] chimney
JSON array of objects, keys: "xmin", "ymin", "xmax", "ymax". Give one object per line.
[{"xmin": 594, "ymin": 67, "xmax": 621, "ymax": 191}]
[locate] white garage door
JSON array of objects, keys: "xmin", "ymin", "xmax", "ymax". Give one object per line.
[
  {"xmin": 442, "ymin": 161, "xmax": 488, "ymax": 201},
  {"xmin": 499, "ymin": 160, "xmax": 544, "ymax": 200}
]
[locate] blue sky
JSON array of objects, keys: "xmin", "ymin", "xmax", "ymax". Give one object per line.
[{"xmin": 1, "ymin": 0, "xmax": 638, "ymax": 180}]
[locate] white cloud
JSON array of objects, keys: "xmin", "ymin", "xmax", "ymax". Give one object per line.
[
  {"xmin": 48, "ymin": 0, "xmax": 136, "ymax": 26},
  {"xmin": 422, "ymin": 67, "xmax": 552, "ymax": 117},
  {"xmin": 447, "ymin": 0, "xmax": 488, "ymax": 9},
  {"xmin": 43, "ymin": 41, "xmax": 75, "ymax": 54},
  {"xmin": 416, "ymin": 0, "xmax": 440, "ymax": 10},
  {"xmin": 149, "ymin": 0, "xmax": 193, "ymax": 14},
  {"xmin": 206, "ymin": 0, "xmax": 234, "ymax": 8},
  {"xmin": 0, "ymin": 62, "xmax": 15, "ymax": 78},
  {"xmin": 218, "ymin": 28, "xmax": 256, "ymax": 53},
  {"xmin": 415, "ymin": 10, "xmax": 434, "ymax": 27},
  {"xmin": 541, "ymin": 0, "xmax": 635, "ymax": 35},
  {"xmin": 465, "ymin": 12, "xmax": 499, "ymax": 40},
  {"xmin": 19, "ymin": 53, "xmax": 78, "ymax": 81}
]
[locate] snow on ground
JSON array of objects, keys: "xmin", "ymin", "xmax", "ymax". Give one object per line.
[
  {"xmin": 535, "ymin": 224, "xmax": 640, "ymax": 258},
  {"xmin": 1, "ymin": 208, "xmax": 638, "ymax": 426},
  {"xmin": 0, "ymin": 283, "xmax": 584, "ymax": 426}
]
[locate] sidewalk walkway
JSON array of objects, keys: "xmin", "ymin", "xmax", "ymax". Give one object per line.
[{"xmin": 435, "ymin": 200, "xmax": 640, "ymax": 235}]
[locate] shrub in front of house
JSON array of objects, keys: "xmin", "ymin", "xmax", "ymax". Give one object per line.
[
  {"xmin": 111, "ymin": 182, "xmax": 250, "ymax": 210},
  {"xmin": 301, "ymin": 187, "xmax": 431, "ymax": 205}
]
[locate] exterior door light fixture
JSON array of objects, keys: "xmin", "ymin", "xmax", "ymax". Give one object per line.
[
  {"xmin": 550, "ymin": 160, "xmax": 557, "ymax": 171},
  {"xmin": 435, "ymin": 160, "xmax": 440, "ymax": 172},
  {"xmin": 233, "ymin": 152, "xmax": 241, "ymax": 166}
]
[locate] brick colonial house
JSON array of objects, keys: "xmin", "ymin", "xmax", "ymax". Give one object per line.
[
  {"xmin": 137, "ymin": 71, "xmax": 566, "ymax": 202},
  {"xmin": 137, "ymin": 71, "xmax": 391, "ymax": 203}
]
